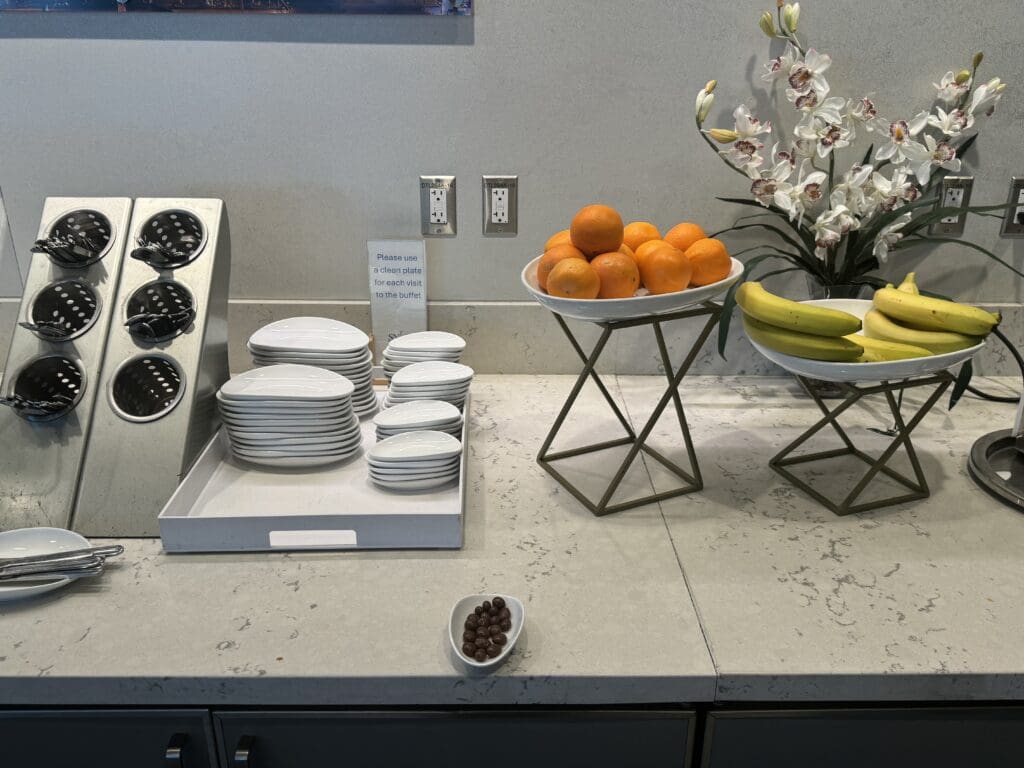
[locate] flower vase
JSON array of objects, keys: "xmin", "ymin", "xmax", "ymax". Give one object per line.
[{"xmin": 801, "ymin": 276, "xmax": 869, "ymax": 398}]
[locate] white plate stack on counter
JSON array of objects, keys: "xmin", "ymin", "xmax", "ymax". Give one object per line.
[
  {"xmin": 372, "ymin": 400, "xmax": 463, "ymax": 441},
  {"xmin": 367, "ymin": 431, "xmax": 463, "ymax": 492},
  {"xmin": 248, "ymin": 317, "xmax": 378, "ymax": 417},
  {"xmin": 384, "ymin": 361, "xmax": 474, "ymax": 410},
  {"xmin": 382, "ymin": 331, "xmax": 466, "ymax": 380},
  {"xmin": 217, "ymin": 364, "xmax": 362, "ymax": 469}
]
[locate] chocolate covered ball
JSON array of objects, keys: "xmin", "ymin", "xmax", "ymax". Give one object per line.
[
  {"xmin": 481, "ymin": 600, "xmax": 492, "ymax": 613},
  {"xmin": 486, "ymin": 644, "xmax": 501, "ymax": 658},
  {"xmin": 493, "ymin": 596, "xmax": 506, "ymax": 610},
  {"xmin": 474, "ymin": 649, "xmax": 487, "ymax": 662},
  {"xmin": 474, "ymin": 605, "xmax": 484, "ymax": 616},
  {"xmin": 499, "ymin": 619, "xmax": 512, "ymax": 632},
  {"xmin": 462, "ymin": 642, "xmax": 476, "ymax": 656},
  {"xmin": 493, "ymin": 632, "xmax": 507, "ymax": 646},
  {"xmin": 476, "ymin": 626, "xmax": 489, "ymax": 638},
  {"xmin": 465, "ymin": 616, "xmax": 478, "ymax": 629},
  {"xmin": 475, "ymin": 637, "xmax": 489, "ymax": 649},
  {"xmin": 489, "ymin": 624, "xmax": 501, "ymax": 636},
  {"xmin": 463, "ymin": 630, "xmax": 476, "ymax": 643},
  {"xmin": 477, "ymin": 614, "xmax": 491, "ymax": 627}
]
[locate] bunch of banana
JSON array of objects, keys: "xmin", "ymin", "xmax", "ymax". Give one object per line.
[
  {"xmin": 865, "ymin": 274, "xmax": 997, "ymax": 354},
  {"xmin": 736, "ymin": 281, "xmax": 863, "ymax": 361}
]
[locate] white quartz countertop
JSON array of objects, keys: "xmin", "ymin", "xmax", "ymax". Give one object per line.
[{"xmin": 1, "ymin": 375, "xmax": 1022, "ymax": 706}]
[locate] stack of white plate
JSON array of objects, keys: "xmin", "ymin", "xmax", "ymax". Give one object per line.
[
  {"xmin": 217, "ymin": 364, "xmax": 362, "ymax": 468},
  {"xmin": 248, "ymin": 317, "xmax": 378, "ymax": 417},
  {"xmin": 367, "ymin": 431, "xmax": 462, "ymax": 491},
  {"xmin": 382, "ymin": 331, "xmax": 466, "ymax": 379},
  {"xmin": 384, "ymin": 361, "xmax": 474, "ymax": 410},
  {"xmin": 372, "ymin": 399, "xmax": 463, "ymax": 441}
]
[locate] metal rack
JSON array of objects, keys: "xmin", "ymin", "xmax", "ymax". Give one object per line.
[
  {"xmin": 536, "ymin": 302, "xmax": 721, "ymax": 517},
  {"xmin": 770, "ymin": 372, "xmax": 955, "ymax": 515}
]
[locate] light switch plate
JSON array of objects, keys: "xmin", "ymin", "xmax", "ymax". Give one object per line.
[
  {"xmin": 1000, "ymin": 176, "xmax": 1024, "ymax": 238},
  {"xmin": 929, "ymin": 176, "xmax": 973, "ymax": 236},
  {"xmin": 482, "ymin": 175, "xmax": 518, "ymax": 236},
  {"xmin": 420, "ymin": 175, "xmax": 456, "ymax": 237}
]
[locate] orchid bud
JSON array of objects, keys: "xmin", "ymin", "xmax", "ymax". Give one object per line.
[
  {"xmin": 759, "ymin": 11, "xmax": 776, "ymax": 38},
  {"xmin": 972, "ymin": 51, "xmax": 984, "ymax": 69},
  {"xmin": 697, "ymin": 93, "xmax": 715, "ymax": 124},
  {"xmin": 954, "ymin": 69, "xmax": 972, "ymax": 85},
  {"xmin": 705, "ymin": 128, "xmax": 740, "ymax": 143},
  {"xmin": 776, "ymin": 0, "xmax": 784, "ymax": 8},
  {"xmin": 783, "ymin": 2, "xmax": 800, "ymax": 33},
  {"xmin": 705, "ymin": 79, "xmax": 718, "ymax": 94}
]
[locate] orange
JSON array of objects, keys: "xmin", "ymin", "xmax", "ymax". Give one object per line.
[
  {"xmin": 634, "ymin": 239, "xmax": 672, "ymax": 272},
  {"xmin": 618, "ymin": 242, "xmax": 637, "ymax": 265},
  {"xmin": 547, "ymin": 258, "xmax": 601, "ymax": 300},
  {"xmin": 639, "ymin": 245, "xmax": 692, "ymax": 295},
  {"xmin": 664, "ymin": 222, "xmax": 707, "ymax": 254},
  {"xmin": 623, "ymin": 221, "xmax": 662, "ymax": 253},
  {"xmin": 684, "ymin": 238, "xmax": 731, "ymax": 286},
  {"xmin": 545, "ymin": 229, "xmax": 572, "ymax": 251},
  {"xmin": 538, "ymin": 243, "xmax": 586, "ymax": 291},
  {"xmin": 591, "ymin": 251, "xmax": 640, "ymax": 299},
  {"xmin": 570, "ymin": 204, "xmax": 624, "ymax": 256}
]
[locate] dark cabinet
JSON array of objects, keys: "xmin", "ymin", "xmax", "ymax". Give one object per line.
[
  {"xmin": 0, "ymin": 709, "xmax": 217, "ymax": 768},
  {"xmin": 215, "ymin": 710, "xmax": 695, "ymax": 768},
  {"xmin": 703, "ymin": 707, "xmax": 1024, "ymax": 768}
]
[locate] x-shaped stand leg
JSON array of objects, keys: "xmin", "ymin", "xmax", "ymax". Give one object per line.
[
  {"xmin": 769, "ymin": 373, "xmax": 953, "ymax": 515},
  {"xmin": 536, "ymin": 304, "xmax": 721, "ymax": 516}
]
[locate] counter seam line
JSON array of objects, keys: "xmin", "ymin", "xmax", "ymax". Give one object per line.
[{"xmin": 612, "ymin": 374, "xmax": 722, "ymax": 692}]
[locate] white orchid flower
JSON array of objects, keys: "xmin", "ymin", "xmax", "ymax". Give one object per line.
[
  {"xmin": 969, "ymin": 77, "xmax": 1007, "ymax": 116},
  {"xmin": 795, "ymin": 118, "xmax": 854, "ymax": 159},
  {"xmin": 874, "ymin": 111, "xmax": 929, "ymax": 165},
  {"xmin": 873, "ymin": 212, "xmax": 913, "ymax": 263},
  {"xmin": 926, "ymin": 106, "xmax": 974, "ymax": 136},
  {"xmin": 750, "ymin": 158, "xmax": 795, "ymax": 207},
  {"xmin": 904, "ymin": 135, "xmax": 960, "ymax": 185},
  {"xmin": 933, "ymin": 71, "xmax": 970, "ymax": 105},
  {"xmin": 788, "ymin": 49, "xmax": 831, "ymax": 97},
  {"xmin": 871, "ymin": 168, "xmax": 920, "ymax": 211},
  {"xmin": 829, "ymin": 164, "xmax": 874, "ymax": 216},
  {"xmin": 719, "ymin": 139, "xmax": 766, "ymax": 178},
  {"xmin": 846, "ymin": 97, "xmax": 886, "ymax": 133},
  {"xmin": 773, "ymin": 161, "xmax": 828, "ymax": 223},
  {"xmin": 811, "ymin": 205, "xmax": 854, "ymax": 260},
  {"xmin": 732, "ymin": 105, "xmax": 772, "ymax": 138},
  {"xmin": 762, "ymin": 44, "xmax": 800, "ymax": 83}
]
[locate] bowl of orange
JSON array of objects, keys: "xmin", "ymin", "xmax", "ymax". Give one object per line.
[{"xmin": 522, "ymin": 205, "xmax": 743, "ymax": 322}]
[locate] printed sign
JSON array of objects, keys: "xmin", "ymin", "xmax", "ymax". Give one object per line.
[{"xmin": 368, "ymin": 239, "xmax": 427, "ymax": 359}]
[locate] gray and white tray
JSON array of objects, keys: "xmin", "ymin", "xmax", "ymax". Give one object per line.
[{"xmin": 158, "ymin": 392, "xmax": 468, "ymax": 552}]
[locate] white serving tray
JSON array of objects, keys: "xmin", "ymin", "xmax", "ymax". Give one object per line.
[{"xmin": 158, "ymin": 393, "xmax": 468, "ymax": 553}]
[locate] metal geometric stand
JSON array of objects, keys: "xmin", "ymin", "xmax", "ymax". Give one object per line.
[
  {"xmin": 770, "ymin": 372, "xmax": 954, "ymax": 515},
  {"xmin": 536, "ymin": 302, "xmax": 721, "ymax": 517}
]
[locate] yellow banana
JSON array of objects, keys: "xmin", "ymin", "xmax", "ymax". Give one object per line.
[
  {"xmin": 844, "ymin": 333, "xmax": 932, "ymax": 362},
  {"xmin": 744, "ymin": 315, "xmax": 863, "ymax": 361},
  {"xmin": 863, "ymin": 309, "xmax": 981, "ymax": 354},
  {"xmin": 897, "ymin": 272, "xmax": 920, "ymax": 295},
  {"xmin": 736, "ymin": 281, "xmax": 861, "ymax": 337},
  {"xmin": 873, "ymin": 286, "xmax": 1000, "ymax": 337}
]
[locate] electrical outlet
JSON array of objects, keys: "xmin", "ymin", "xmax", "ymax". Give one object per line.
[
  {"xmin": 930, "ymin": 176, "xmax": 973, "ymax": 236},
  {"xmin": 482, "ymin": 175, "xmax": 518, "ymax": 236},
  {"xmin": 1000, "ymin": 176, "xmax": 1024, "ymax": 238},
  {"xmin": 420, "ymin": 175, "xmax": 456, "ymax": 236}
]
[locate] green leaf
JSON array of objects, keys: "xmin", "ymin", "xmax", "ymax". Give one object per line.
[
  {"xmin": 949, "ymin": 359, "xmax": 973, "ymax": 410},
  {"xmin": 901, "ymin": 235, "xmax": 1024, "ymax": 279},
  {"xmin": 712, "ymin": 222, "xmax": 817, "ymax": 265},
  {"xmin": 716, "ymin": 251, "xmax": 793, "ymax": 357},
  {"xmin": 861, "ymin": 143, "xmax": 875, "ymax": 166},
  {"xmin": 957, "ymin": 133, "xmax": 979, "ymax": 158}
]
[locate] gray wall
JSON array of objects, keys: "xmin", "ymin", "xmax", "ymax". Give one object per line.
[{"xmin": 0, "ymin": 0, "xmax": 1021, "ymax": 372}]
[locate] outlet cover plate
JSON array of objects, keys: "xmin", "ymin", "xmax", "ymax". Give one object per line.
[
  {"xmin": 1000, "ymin": 176, "xmax": 1024, "ymax": 238},
  {"xmin": 482, "ymin": 175, "xmax": 518, "ymax": 236},
  {"xmin": 420, "ymin": 175, "xmax": 456, "ymax": 237},
  {"xmin": 929, "ymin": 176, "xmax": 974, "ymax": 236}
]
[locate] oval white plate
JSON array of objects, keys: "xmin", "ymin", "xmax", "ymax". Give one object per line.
[
  {"xmin": 367, "ymin": 456, "xmax": 460, "ymax": 471},
  {"xmin": 249, "ymin": 317, "xmax": 370, "ymax": 354},
  {"xmin": 371, "ymin": 474, "xmax": 459, "ymax": 491},
  {"xmin": 522, "ymin": 254, "xmax": 743, "ymax": 322},
  {"xmin": 448, "ymin": 594, "xmax": 524, "ymax": 670},
  {"xmin": 0, "ymin": 528, "xmax": 91, "ymax": 603},
  {"xmin": 229, "ymin": 431, "xmax": 359, "ymax": 446},
  {"xmin": 391, "ymin": 361, "xmax": 474, "ymax": 386},
  {"xmin": 220, "ymin": 365, "xmax": 355, "ymax": 401},
  {"xmin": 373, "ymin": 400, "xmax": 462, "ymax": 430},
  {"xmin": 383, "ymin": 352, "xmax": 462, "ymax": 363},
  {"xmin": 387, "ymin": 331, "xmax": 466, "ymax": 353},
  {"xmin": 250, "ymin": 348, "xmax": 372, "ymax": 362},
  {"xmin": 747, "ymin": 299, "xmax": 986, "ymax": 383},
  {"xmin": 218, "ymin": 401, "xmax": 354, "ymax": 416},
  {"xmin": 368, "ymin": 431, "xmax": 462, "ymax": 462}
]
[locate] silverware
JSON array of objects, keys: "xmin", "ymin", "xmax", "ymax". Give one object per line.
[
  {"xmin": 0, "ymin": 544, "xmax": 123, "ymax": 573},
  {"xmin": 0, "ymin": 564, "xmax": 106, "ymax": 583}
]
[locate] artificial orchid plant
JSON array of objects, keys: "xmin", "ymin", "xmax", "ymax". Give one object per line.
[{"xmin": 696, "ymin": 1, "xmax": 1015, "ymax": 355}]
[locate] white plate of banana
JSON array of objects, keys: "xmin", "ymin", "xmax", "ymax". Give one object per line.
[{"xmin": 739, "ymin": 274, "xmax": 995, "ymax": 383}]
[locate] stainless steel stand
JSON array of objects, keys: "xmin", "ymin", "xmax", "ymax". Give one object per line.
[
  {"xmin": 536, "ymin": 302, "xmax": 721, "ymax": 517},
  {"xmin": 771, "ymin": 373, "xmax": 954, "ymax": 515}
]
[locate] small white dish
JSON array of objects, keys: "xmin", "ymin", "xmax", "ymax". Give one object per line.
[
  {"xmin": 448, "ymin": 594, "xmax": 524, "ymax": 670},
  {"xmin": 371, "ymin": 474, "xmax": 459, "ymax": 491},
  {"xmin": 391, "ymin": 361, "xmax": 474, "ymax": 386},
  {"xmin": 0, "ymin": 527, "xmax": 92, "ymax": 603},
  {"xmin": 387, "ymin": 331, "xmax": 466, "ymax": 353},
  {"xmin": 235, "ymin": 449, "xmax": 361, "ymax": 469},
  {"xmin": 249, "ymin": 317, "xmax": 370, "ymax": 354},
  {"xmin": 230, "ymin": 432, "xmax": 359, "ymax": 447},
  {"xmin": 370, "ymin": 469, "xmax": 460, "ymax": 484},
  {"xmin": 366, "ymin": 455, "xmax": 460, "ymax": 470},
  {"xmin": 368, "ymin": 431, "xmax": 462, "ymax": 462},
  {"xmin": 220, "ymin": 365, "xmax": 355, "ymax": 401},
  {"xmin": 383, "ymin": 351, "xmax": 461, "ymax": 363}
]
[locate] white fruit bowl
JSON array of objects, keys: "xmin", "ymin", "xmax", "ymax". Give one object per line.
[
  {"xmin": 747, "ymin": 299, "xmax": 986, "ymax": 383},
  {"xmin": 521, "ymin": 255, "xmax": 744, "ymax": 323}
]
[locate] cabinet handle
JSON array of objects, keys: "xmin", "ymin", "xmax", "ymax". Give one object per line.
[
  {"xmin": 164, "ymin": 733, "xmax": 187, "ymax": 767},
  {"xmin": 233, "ymin": 735, "xmax": 254, "ymax": 768}
]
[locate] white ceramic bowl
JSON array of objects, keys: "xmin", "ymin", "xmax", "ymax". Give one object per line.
[
  {"xmin": 747, "ymin": 299, "xmax": 986, "ymax": 383},
  {"xmin": 521, "ymin": 254, "xmax": 743, "ymax": 322},
  {"xmin": 448, "ymin": 594, "xmax": 525, "ymax": 670}
]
